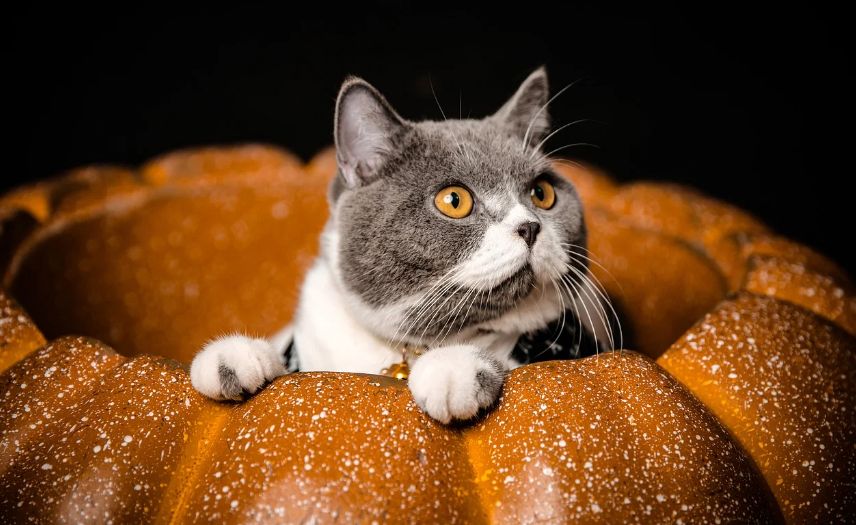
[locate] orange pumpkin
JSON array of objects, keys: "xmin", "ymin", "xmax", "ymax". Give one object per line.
[{"xmin": 0, "ymin": 145, "xmax": 853, "ymax": 524}]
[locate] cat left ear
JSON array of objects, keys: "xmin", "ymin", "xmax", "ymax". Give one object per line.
[
  {"xmin": 492, "ymin": 67, "xmax": 551, "ymax": 149},
  {"xmin": 334, "ymin": 77, "xmax": 407, "ymax": 187}
]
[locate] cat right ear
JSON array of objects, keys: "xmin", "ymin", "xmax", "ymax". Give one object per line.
[
  {"xmin": 334, "ymin": 78, "xmax": 407, "ymax": 187},
  {"xmin": 492, "ymin": 67, "xmax": 551, "ymax": 149}
]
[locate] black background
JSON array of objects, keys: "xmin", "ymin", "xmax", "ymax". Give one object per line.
[{"xmin": 6, "ymin": 3, "xmax": 853, "ymax": 272}]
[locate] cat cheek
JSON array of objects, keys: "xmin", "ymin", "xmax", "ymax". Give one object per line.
[{"xmin": 531, "ymin": 228, "xmax": 569, "ymax": 281}]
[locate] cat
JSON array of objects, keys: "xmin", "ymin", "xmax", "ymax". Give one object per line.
[{"xmin": 190, "ymin": 67, "xmax": 615, "ymax": 423}]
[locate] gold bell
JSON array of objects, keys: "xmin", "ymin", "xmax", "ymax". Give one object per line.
[{"xmin": 380, "ymin": 361, "xmax": 410, "ymax": 380}]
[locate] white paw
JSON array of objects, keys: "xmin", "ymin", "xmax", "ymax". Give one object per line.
[
  {"xmin": 190, "ymin": 335, "xmax": 287, "ymax": 400},
  {"xmin": 408, "ymin": 345, "xmax": 506, "ymax": 424}
]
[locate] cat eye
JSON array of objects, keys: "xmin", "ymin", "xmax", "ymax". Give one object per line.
[
  {"xmin": 530, "ymin": 179, "xmax": 556, "ymax": 210},
  {"xmin": 434, "ymin": 185, "xmax": 474, "ymax": 219}
]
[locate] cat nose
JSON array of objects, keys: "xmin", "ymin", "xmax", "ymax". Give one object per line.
[{"xmin": 516, "ymin": 221, "xmax": 541, "ymax": 247}]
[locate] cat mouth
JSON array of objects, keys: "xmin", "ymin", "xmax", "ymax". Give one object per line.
[{"xmin": 493, "ymin": 262, "xmax": 535, "ymax": 293}]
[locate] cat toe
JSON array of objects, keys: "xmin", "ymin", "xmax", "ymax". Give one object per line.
[{"xmin": 216, "ymin": 363, "xmax": 245, "ymax": 400}]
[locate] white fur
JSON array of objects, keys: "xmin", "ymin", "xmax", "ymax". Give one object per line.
[
  {"xmin": 450, "ymin": 204, "xmax": 533, "ymax": 291},
  {"xmin": 407, "ymin": 345, "xmax": 502, "ymax": 424},
  {"xmin": 292, "ymin": 260, "xmax": 402, "ymax": 373},
  {"xmin": 190, "ymin": 335, "xmax": 286, "ymax": 400}
]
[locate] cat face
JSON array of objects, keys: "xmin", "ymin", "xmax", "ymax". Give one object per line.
[{"xmin": 327, "ymin": 68, "xmax": 588, "ymax": 345}]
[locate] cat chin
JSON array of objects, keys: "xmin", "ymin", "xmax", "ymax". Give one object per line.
[{"xmin": 472, "ymin": 281, "xmax": 565, "ymax": 335}]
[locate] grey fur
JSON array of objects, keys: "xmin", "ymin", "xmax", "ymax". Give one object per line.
[{"xmin": 330, "ymin": 68, "xmax": 588, "ymax": 343}]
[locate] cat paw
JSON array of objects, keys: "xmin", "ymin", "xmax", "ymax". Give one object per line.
[
  {"xmin": 408, "ymin": 345, "xmax": 506, "ymax": 424},
  {"xmin": 190, "ymin": 335, "xmax": 287, "ymax": 401}
]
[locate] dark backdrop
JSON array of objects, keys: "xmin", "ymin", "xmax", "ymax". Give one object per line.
[{"xmin": 6, "ymin": 3, "xmax": 853, "ymax": 272}]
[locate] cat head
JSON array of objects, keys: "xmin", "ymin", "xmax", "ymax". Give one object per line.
[{"xmin": 325, "ymin": 68, "xmax": 588, "ymax": 345}]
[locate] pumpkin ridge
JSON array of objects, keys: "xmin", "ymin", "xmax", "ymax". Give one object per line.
[
  {"xmin": 1, "ymin": 190, "xmax": 152, "ymax": 288},
  {"xmin": 740, "ymin": 255, "xmax": 855, "ymax": 336},
  {"xmin": 156, "ymin": 403, "xmax": 233, "ymax": 525},
  {"xmin": 657, "ymin": 293, "xmax": 856, "ymax": 523},
  {"xmin": 590, "ymin": 208, "xmax": 732, "ymax": 291},
  {"xmin": 0, "ymin": 337, "xmax": 128, "ymax": 479},
  {"xmin": 462, "ymin": 352, "xmax": 781, "ymax": 522},
  {"xmin": 0, "ymin": 291, "xmax": 46, "ymax": 374},
  {"xmin": 462, "ymin": 424, "xmax": 495, "ymax": 523}
]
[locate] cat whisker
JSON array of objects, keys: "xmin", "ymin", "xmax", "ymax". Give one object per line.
[
  {"xmin": 570, "ymin": 252, "xmax": 624, "ymax": 332},
  {"xmin": 521, "ymin": 77, "xmax": 585, "ymax": 153},
  {"xmin": 439, "ymin": 286, "xmax": 483, "ymax": 348},
  {"xmin": 390, "ymin": 265, "xmax": 462, "ymax": 345},
  {"xmin": 558, "ymin": 273, "xmax": 600, "ymax": 354},
  {"xmin": 549, "ymin": 158, "xmax": 588, "ymax": 171},
  {"xmin": 407, "ymin": 276, "xmax": 467, "ymax": 345},
  {"xmin": 446, "ymin": 285, "xmax": 480, "ymax": 342},
  {"xmin": 562, "ymin": 260, "xmax": 623, "ymax": 350},
  {"xmin": 430, "ymin": 284, "xmax": 476, "ymax": 348},
  {"xmin": 458, "ymin": 287, "xmax": 484, "ymax": 341},
  {"xmin": 543, "ymin": 142, "xmax": 601, "ymax": 159},
  {"xmin": 429, "ymin": 76, "xmax": 448, "ymax": 122},
  {"xmin": 429, "ymin": 77, "xmax": 469, "ymax": 156},
  {"xmin": 567, "ymin": 271, "xmax": 614, "ymax": 351},
  {"xmin": 422, "ymin": 284, "xmax": 467, "ymax": 345},
  {"xmin": 547, "ymin": 275, "xmax": 583, "ymax": 359},
  {"xmin": 413, "ymin": 274, "xmax": 473, "ymax": 345},
  {"xmin": 538, "ymin": 279, "xmax": 568, "ymax": 358},
  {"xmin": 560, "ymin": 242, "xmax": 626, "ymax": 295},
  {"xmin": 529, "ymin": 120, "xmax": 598, "ymax": 159}
]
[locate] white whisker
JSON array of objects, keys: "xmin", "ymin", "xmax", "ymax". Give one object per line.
[
  {"xmin": 529, "ymin": 120, "xmax": 598, "ymax": 158},
  {"xmin": 568, "ymin": 269, "xmax": 615, "ymax": 351},
  {"xmin": 559, "ymin": 274, "xmax": 600, "ymax": 355},
  {"xmin": 390, "ymin": 265, "xmax": 461, "ymax": 345},
  {"xmin": 413, "ymin": 278, "xmax": 468, "ymax": 344},
  {"xmin": 431, "ymin": 284, "xmax": 475, "ymax": 347},
  {"xmin": 543, "ymin": 142, "xmax": 601, "ymax": 159},
  {"xmin": 550, "ymin": 158, "xmax": 588, "ymax": 171},
  {"xmin": 540, "ymin": 280, "xmax": 567, "ymax": 358},
  {"xmin": 429, "ymin": 77, "xmax": 447, "ymax": 121},
  {"xmin": 521, "ymin": 77, "xmax": 585, "ymax": 152},
  {"xmin": 563, "ymin": 258, "xmax": 623, "ymax": 350},
  {"xmin": 561, "ymin": 243, "xmax": 625, "ymax": 294}
]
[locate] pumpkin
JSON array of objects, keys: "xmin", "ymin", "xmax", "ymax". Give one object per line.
[{"xmin": 0, "ymin": 145, "xmax": 853, "ymax": 524}]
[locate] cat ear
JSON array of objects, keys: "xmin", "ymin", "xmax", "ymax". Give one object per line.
[
  {"xmin": 334, "ymin": 77, "xmax": 407, "ymax": 187},
  {"xmin": 493, "ymin": 67, "xmax": 551, "ymax": 148}
]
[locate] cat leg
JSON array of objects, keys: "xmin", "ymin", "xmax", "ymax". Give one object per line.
[
  {"xmin": 190, "ymin": 334, "xmax": 288, "ymax": 400},
  {"xmin": 407, "ymin": 344, "xmax": 507, "ymax": 424}
]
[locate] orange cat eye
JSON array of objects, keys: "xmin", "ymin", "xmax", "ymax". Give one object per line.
[
  {"xmin": 530, "ymin": 179, "xmax": 556, "ymax": 210},
  {"xmin": 434, "ymin": 186, "xmax": 473, "ymax": 218}
]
